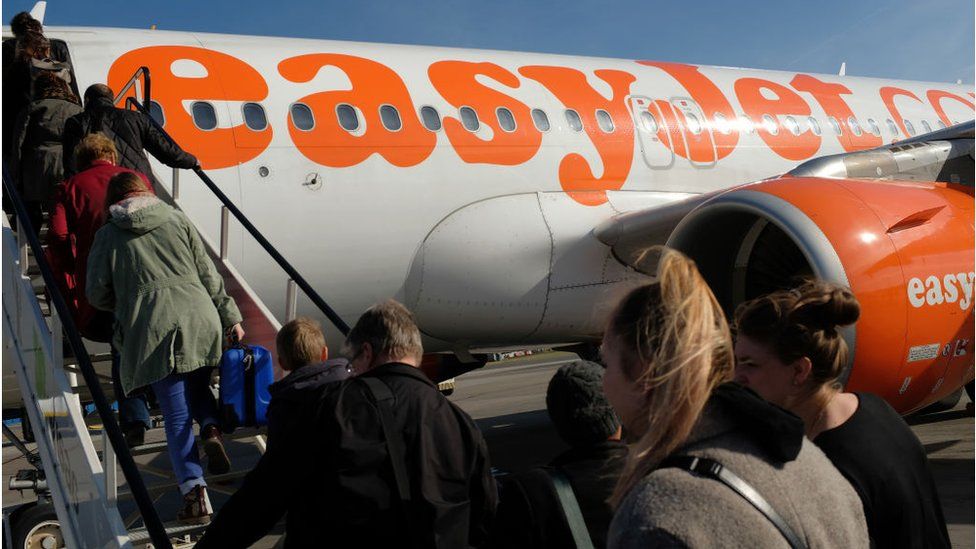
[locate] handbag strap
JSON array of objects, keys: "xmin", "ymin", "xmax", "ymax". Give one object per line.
[
  {"xmin": 546, "ymin": 468, "xmax": 595, "ymax": 549},
  {"xmin": 241, "ymin": 345, "xmax": 256, "ymax": 425},
  {"xmin": 659, "ymin": 456, "xmax": 807, "ymax": 549},
  {"xmin": 359, "ymin": 377, "xmax": 411, "ymax": 502}
]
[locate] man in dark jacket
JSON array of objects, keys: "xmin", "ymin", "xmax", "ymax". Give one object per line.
[
  {"xmin": 197, "ymin": 300, "xmax": 497, "ymax": 548},
  {"xmin": 62, "ymin": 84, "xmax": 198, "ymax": 188},
  {"xmin": 490, "ymin": 360, "xmax": 626, "ymax": 549}
]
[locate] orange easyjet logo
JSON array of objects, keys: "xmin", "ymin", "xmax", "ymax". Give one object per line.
[{"xmin": 107, "ymin": 46, "xmax": 973, "ymax": 206}]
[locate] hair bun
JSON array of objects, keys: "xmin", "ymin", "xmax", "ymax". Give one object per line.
[{"xmin": 789, "ymin": 281, "xmax": 860, "ymax": 332}]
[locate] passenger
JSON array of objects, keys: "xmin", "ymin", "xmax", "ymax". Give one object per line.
[
  {"xmin": 86, "ymin": 173, "xmax": 244, "ymax": 524},
  {"xmin": 602, "ymin": 248, "xmax": 868, "ymax": 548},
  {"xmin": 733, "ymin": 280, "xmax": 951, "ymax": 548},
  {"xmin": 196, "ymin": 300, "xmax": 497, "ymax": 548},
  {"xmin": 490, "ymin": 360, "xmax": 626, "ymax": 549},
  {"xmin": 47, "ymin": 133, "xmax": 154, "ymax": 446},
  {"xmin": 10, "ymin": 71, "xmax": 82, "ymax": 232},
  {"xmin": 62, "ymin": 84, "xmax": 198, "ymax": 188},
  {"xmin": 2, "ymin": 12, "xmax": 42, "ymax": 164},
  {"xmin": 265, "ymin": 316, "xmax": 352, "ymax": 447}
]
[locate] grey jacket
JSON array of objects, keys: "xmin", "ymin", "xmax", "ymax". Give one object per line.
[
  {"xmin": 12, "ymin": 97, "xmax": 82, "ymax": 201},
  {"xmin": 609, "ymin": 384, "xmax": 868, "ymax": 549}
]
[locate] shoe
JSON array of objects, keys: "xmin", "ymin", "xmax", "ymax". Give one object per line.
[
  {"xmin": 123, "ymin": 425, "xmax": 145, "ymax": 448},
  {"xmin": 201, "ymin": 424, "xmax": 231, "ymax": 475},
  {"xmin": 176, "ymin": 485, "xmax": 212, "ymax": 525}
]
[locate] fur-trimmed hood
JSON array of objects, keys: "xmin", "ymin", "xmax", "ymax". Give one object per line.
[{"xmin": 108, "ymin": 195, "xmax": 168, "ymax": 234}]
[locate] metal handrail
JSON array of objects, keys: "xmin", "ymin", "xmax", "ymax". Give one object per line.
[
  {"xmin": 122, "ymin": 94, "xmax": 351, "ymax": 336},
  {"xmin": 113, "ymin": 66, "xmax": 151, "ymax": 107},
  {"xmin": 2, "ymin": 166, "xmax": 173, "ymax": 549}
]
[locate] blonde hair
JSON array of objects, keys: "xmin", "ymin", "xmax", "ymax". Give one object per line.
[
  {"xmin": 606, "ymin": 247, "xmax": 734, "ymax": 507},
  {"xmin": 74, "ymin": 132, "xmax": 117, "ymax": 171},
  {"xmin": 276, "ymin": 317, "xmax": 327, "ymax": 370}
]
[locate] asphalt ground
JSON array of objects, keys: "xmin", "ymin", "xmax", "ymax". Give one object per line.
[{"xmin": 3, "ymin": 351, "xmax": 973, "ymax": 547}]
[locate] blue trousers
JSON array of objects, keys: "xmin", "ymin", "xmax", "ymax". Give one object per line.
[
  {"xmin": 111, "ymin": 346, "xmax": 151, "ymax": 430},
  {"xmin": 151, "ymin": 368, "xmax": 219, "ymax": 495}
]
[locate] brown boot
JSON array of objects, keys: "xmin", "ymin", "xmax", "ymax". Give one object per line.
[
  {"xmin": 201, "ymin": 424, "xmax": 231, "ymax": 475},
  {"xmin": 176, "ymin": 485, "xmax": 212, "ymax": 525}
]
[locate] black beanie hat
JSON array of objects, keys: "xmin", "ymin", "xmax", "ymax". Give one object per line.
[{"xmin": 546, "ymin": 360, "xmax": 621, "ymax": 447}]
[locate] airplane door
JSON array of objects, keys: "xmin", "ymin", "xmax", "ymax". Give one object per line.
[
  {"xmin": 670, "ymin": 97, "xmax": 717, "ymax": 167},
  {"xmin": 628, "ymin": 96, "xmax": 674, "ymax": 169}
]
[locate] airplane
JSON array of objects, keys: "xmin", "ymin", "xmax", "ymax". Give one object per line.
[{"xmin": 3, "ymin": 11, "xmax": 973, "ymax": 416}]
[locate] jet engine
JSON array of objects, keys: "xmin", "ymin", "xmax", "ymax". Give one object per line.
[{"xmin": 667, "ymin": 176, "xmax": 974, "ymax": 413}]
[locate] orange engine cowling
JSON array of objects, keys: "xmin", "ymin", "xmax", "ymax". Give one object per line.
[{"xmin": 667, "ymin": 176, "xmax": 974, "ymax": 414}]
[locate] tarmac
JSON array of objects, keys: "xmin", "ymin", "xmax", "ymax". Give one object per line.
[{"xmin": 2, "ymin": 351, "xmax": 973, "ymax": 547}]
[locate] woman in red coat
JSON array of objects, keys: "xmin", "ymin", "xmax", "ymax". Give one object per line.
[{"xmin": 47, "ymin": 132, "xmax": 154, "ymax": 444}]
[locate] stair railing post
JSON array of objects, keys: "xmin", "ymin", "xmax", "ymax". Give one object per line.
[
  {"xmin": 17, "ymin": 224, "xmax": 28, "ymax": 277},
  {"xmin": 102, "ymin": 429, "xmax": 117, "ymax": 505},
  {"xmin": 285, "ymin": 279, "xmax": 298, "ymax": 322},
  {"xmin": 172, "ymin": 168, "xmax": 180, "ymax": 200},
  {"xmin": 219, "ymin": 205, "xmax": 230, "ymax": 260}
]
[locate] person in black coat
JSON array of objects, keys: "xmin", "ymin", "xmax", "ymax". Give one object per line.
[
  {"xmin": 196, "ymin": 301, "xmax": 497, "ymax": 549},
  {"xmin": 62, "ymin": 84, "xmax": 198, "ymax": 189},
  {"xmin": 490, "ymin": 360, "xmax": 627, "ymax": 549}
]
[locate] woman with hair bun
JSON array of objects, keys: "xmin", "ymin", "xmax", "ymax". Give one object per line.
[
  {"xmin": 603, "ymin": 248, "xmax": 867, "ymax": 548},
  {"xmin": 734, "ymin": 280, "xmax": 950, "ymax": 548}
]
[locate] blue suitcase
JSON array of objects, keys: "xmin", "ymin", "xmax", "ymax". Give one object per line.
[{"xmin": 219, "ymin": 343, "xmax": 273, "ymax": 432}]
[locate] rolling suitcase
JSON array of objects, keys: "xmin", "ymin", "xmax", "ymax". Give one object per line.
[{"xmin": 219, "ymin": 343, "xmax": 273, "ymax": 432}]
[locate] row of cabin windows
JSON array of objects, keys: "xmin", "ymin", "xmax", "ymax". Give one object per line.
[{"xmin": 176, "ymin": 100, "xmax": 954, "ymax": 140}]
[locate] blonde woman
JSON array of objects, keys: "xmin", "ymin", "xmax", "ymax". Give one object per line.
[{"xmin": 602, "ymin": 248, "xmax": 867, "ymax": 548}]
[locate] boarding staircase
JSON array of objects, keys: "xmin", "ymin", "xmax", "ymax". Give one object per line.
[{"xmin": 2, "ymin": 67, "xmax": 350, "ymax": 548}]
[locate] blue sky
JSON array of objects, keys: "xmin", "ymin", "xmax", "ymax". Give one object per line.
[{"xmin": 3, "ymin": 0, "xmax": 973, "ymax": 83}]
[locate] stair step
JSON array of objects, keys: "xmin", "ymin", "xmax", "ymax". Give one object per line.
[{"xmin": 127, "ymin": 521, "xmax": 208, "ymax": 545}]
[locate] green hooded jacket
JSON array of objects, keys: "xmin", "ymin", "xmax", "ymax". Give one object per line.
[{"xmin": 86, "ymin": 195, "xmax": 242, "ymax": 394}]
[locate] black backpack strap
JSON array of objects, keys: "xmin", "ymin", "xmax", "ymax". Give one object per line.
[
  {"xmin": 358, "ymin": 377, "xmax": 411, "ymax": 503},
  {"xmin": 659, "ymin": 456, "xmax": 807, "ymax": 549},
  {"xmin": 545, "ymin": 468, "xmax": 595, "ymax": 549}
]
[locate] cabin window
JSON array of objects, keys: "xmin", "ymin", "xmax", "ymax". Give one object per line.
[
  {"xmin": 290, "ymin": 103, "xmax": 315, "ymax": 131},
  {"xmin": 828, "ymin": 116, "xmax": 842, "ymax": 135},
  {"xmin": 713, "ymin": 113, "xmax": 731, "ymax": 135},
  {"xmin": 532, "ymin": 108, "xmax": 550, "ymax": 132},
  {"xmin": 784, "ymin": 116, "xmax": 800, "ymax": 136},
  {"xmin": 380, "ymin": 105, "xmax": 402, "ymax": 131},
  {"xmin": 739, "ymin": 115, "xmax": 755, "ymax": 134},
  {"xmin": 904, "ymin": 119, "xmax": 916, "ymax": 136},
  {"xmin": 460, "ymin": 106, "xmax": 480, "ymax": 132},
  {"xmin": 886, "ymin": 119, "xmax": 899, "ymax": 135},
  {"xmin": 420, "ymin": 106, "xmax": 441, "ymax": 131},
  {"xmin": 867, "ymin": 118, "xmax": 881, "ymax": 136},
  {"xmin": 683, "ymin": 112, "xmax": 702, "ymax": 134},
  {"xmin": 640, "ymin": 111, "xmax": 659, "ymax": 133},
  {"xmin": 565, "ymin": 109, "xmax": 583, "ymax": 132},
  {"xmin": 596, "ymin": 109, "xmax": 615, "ymax": 133},
  {"xmin": 242, "ymin": 103, "xmax": 268, "ymax": 131},
  {"xmin": 920, "ymin": 120, "xmax": 932, "ymax": 133},
  {"xmin": 496, "ymin": 107, "xmax": 516, "ymax": 132},
  {"xmin": 191, "ymin": 102, "xmax": 217, "ymax": 131},
  {"xmin": 807, "ymin": 117, "xmax": 821, "ymax": 135},
  {"xmin": 848, "ymin": 117, "xmax": 863, "ymax": 136},
  {"xmin": 148, "ymin": 100, "xmax": 165, "ymax": 126},
  {"xmin": 761, "ymin": 114, "xmax": 778, "ymax": 135},
  {"xmin": 336, "ymin": 104, "xmax": 359, "ymax": 132}
]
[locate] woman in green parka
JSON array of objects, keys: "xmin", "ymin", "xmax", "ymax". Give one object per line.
[{"xmin": 87, "ymin": 172, "xmax": 244, "ymax": 524}]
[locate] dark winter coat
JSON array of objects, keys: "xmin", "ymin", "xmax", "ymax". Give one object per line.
[
  {"xmin": 490, "ymin": 441, "xmax": 627, "ymax": 549},
  {"xmin": 196, "ymin": 362, "xmax": 497, "ymax": 549},
  {"xmin": 609, "ymin": 383, "xmax": 869, "ymax": 548},
  {"xmin": 46, "ymin": 160, "xmax": 153, "ymax": 341},
  {"xmin": 62, "ymin": 96, "xmax": 197, "ymax": 189},
  {"xmin": 265, "ymin": 359, "xmax": 352, "ymax": 447},
  {"xmin": 86, "ymin": 196, "xmax": 241, "ymax": 394},
  {"xmin": 11, "ymin": 97, "xmax": 81, "ymax": 201}
]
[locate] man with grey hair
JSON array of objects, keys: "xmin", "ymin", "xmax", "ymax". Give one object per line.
[{"xmin": 198, "ymin": 300, "xmax": 497, "ymax": 549}]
